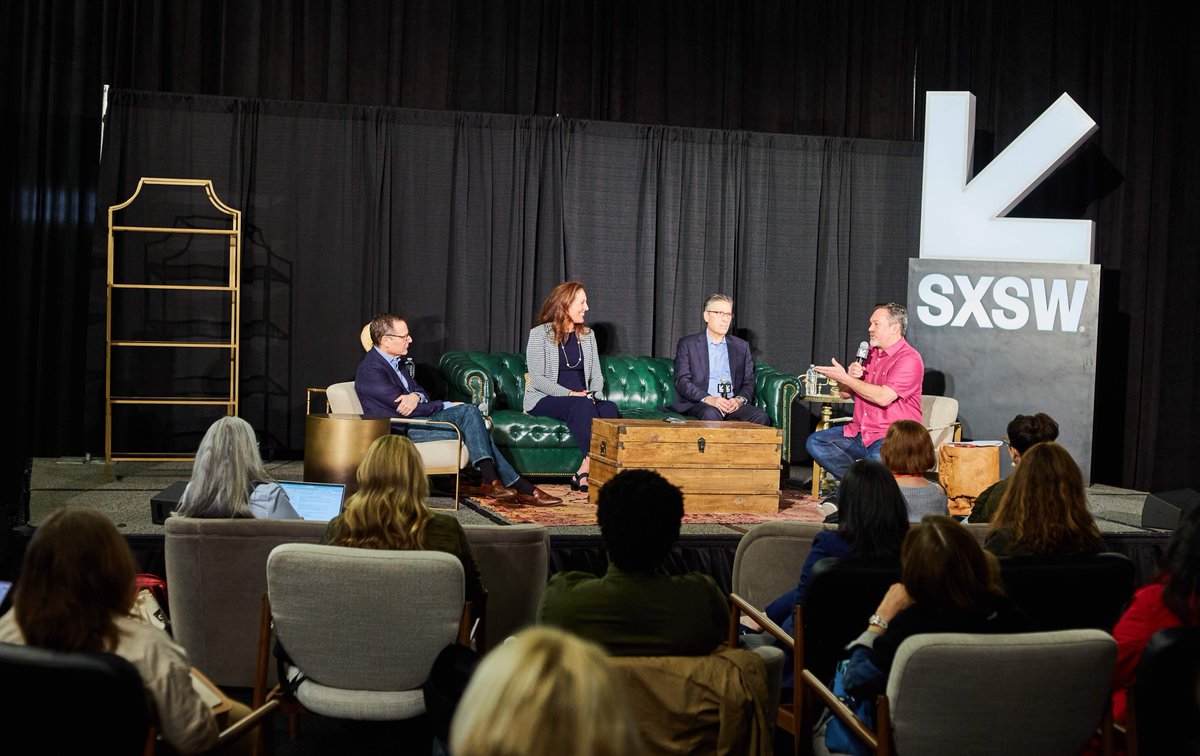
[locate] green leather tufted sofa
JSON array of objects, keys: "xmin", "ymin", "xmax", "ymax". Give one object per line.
[{"xmin": 439, "ymin": 351, "xmax": 800, "ymax": 476}]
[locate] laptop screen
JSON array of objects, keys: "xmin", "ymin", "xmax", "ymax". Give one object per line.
[{"xmin": 277, "ymin": 481, "xmax": 346, "ymax": 521}]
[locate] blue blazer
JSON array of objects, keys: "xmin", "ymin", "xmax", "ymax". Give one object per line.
[
  {"xmin": 354, "ymin": 348, "xmax": 445, "ymax": 431},
  {"xmin": 670, "ymin": 331, "xmax": 756, "ymax": 413}
]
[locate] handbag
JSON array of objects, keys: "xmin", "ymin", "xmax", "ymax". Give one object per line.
[{"xmin": 819, "ymin": 658, "xmax": 877, "ymax": 756}]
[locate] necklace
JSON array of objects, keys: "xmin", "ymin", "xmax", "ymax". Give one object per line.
[{"xmin": 560, "ymin": 337, "xmax": 582, "ymax": 369}]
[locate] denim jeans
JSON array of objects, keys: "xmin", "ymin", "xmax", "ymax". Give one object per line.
[
  {"xmin": 805, "ymin": 427, "xmax": 883, "ymax": 481},
  {"xmin": 405, "ymin": 403, "xmax": 521, "ymax": 487}
]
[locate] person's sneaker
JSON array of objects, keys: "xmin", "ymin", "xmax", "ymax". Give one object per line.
[{"xmin": 818, "ymin": 501, "xmax": 839, "ymax": 520}]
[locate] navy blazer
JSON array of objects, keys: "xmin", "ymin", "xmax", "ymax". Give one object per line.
[
  {"xmin": 354, "ymin": 348, "xmax": 445, "ymax": 432},
  {"xmin": 670, "ymin": 331, "xmax": 756, "ymax": 413}
]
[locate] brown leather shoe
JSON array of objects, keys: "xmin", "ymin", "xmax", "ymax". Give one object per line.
[
  {"xmin": 513, "ymin": 486, "xmax": 563, "ymax": 507},
  {"xmin": 462, "ymin": 480, "xmax": 517, "ymax": 502}
]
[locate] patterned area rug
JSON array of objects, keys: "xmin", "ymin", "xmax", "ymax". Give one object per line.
[{"xmin": 460, "ymin": 483, "xmax": 827, "ymax": 527}]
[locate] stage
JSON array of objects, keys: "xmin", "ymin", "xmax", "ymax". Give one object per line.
[{"xmin": 12, "ymin": 457, "xmax": 1175, "ymax": 592}]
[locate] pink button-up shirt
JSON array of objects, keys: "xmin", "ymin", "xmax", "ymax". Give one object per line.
[{"xmin": 843, "ymin": 337, "xmax": 924, "ymax": 446}]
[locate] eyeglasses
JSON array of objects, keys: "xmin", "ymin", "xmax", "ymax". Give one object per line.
[
  {"xmin": 705, "ymin": 310, "xmax": 734, "ymax": 319},
  {"xmin": 385, "ymin": 332, "xmax": 412, "ymax": 341}
]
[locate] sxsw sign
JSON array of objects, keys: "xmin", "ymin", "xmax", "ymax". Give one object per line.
[{"xmin": 916, "ymin": 92, "xmax": 1098, "ymax": 333}]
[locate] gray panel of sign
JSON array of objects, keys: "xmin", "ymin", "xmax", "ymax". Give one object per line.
[{"xmin": 906, "ymin": 258, "xmax": 1101, "ymax": 481}]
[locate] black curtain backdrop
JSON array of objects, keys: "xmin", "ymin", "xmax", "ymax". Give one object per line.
[
  {"xmin": 95, "ymin": 91, "xmax": 921, "ymax": 455},
  {"xmin": 4, "ymin": 0, "xmax": 1198, "ymax": 496}
]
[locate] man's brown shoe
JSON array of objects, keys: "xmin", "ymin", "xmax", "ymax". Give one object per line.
[
  {"xmin": 513, "ymin": 486, "xmax": 563, "ymax": 507},
  {"xmin": 462, "ymin": 480, "xmax": 517, "ymax": 502}
]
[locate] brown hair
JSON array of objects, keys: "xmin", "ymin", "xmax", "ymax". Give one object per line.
[
  {"xmin": 880, "ymin": 420, "xmax": 936, "ymax": 474},
  {"xmin": 332, "ymin": 435, "xmax": 433, "ymax": 550},
  {"xmin": 14, "ymin": 508, "xmax": 138, "ymax": 653},
  {"xmin": 990, "ymin": 442, "xmax": 1105, "ymax": 554},
  {"xmin": 367, "ymin": 312, "xmax": 403, "ymax": 347},
  {"xmin": 902, "ymin": 515, "xmax": 1001, "ymax": 613},
  {"xmin": 536, "ymin": 281, "xmax": 590, "ymax": 345}
]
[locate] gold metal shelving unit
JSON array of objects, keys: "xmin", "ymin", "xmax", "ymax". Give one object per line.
[{"xmin": 106, "ymin": 178, "xmax": 241, "ymax": 462}]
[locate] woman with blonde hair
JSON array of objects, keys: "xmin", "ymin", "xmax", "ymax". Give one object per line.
[
  {"xmin": 0, "ymin": 508, "xmax": 251, "ymax": 753},
  {"xmin": 524, "ymin": 281, "xmax": 620, "ymax": 492},
  {"xmin": 176, "ymin": 415, "xmax": 300, "ymax": 519},
  {"xmin": 322, "ymin": 434, "xmax": 485, "ymax": 608},
  {"xmin": 880, "ymin": 419, "xmax": 948, "ymax": 522},
  {"xmin": 984, "ymin": 441, "xmax": 1105, "ymax": 557},
  {"xmin": 450, "ymin": 627, "xmax": 643, "ymax": 756}
]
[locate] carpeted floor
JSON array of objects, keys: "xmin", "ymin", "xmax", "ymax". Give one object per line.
[{"xmin": 461, "ymin": 483, "xmax": 828, "ymax": 527}]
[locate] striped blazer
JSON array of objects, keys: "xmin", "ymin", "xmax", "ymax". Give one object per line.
[{"xmin": 523, "ymin": 323, "xmax": 605, "ymax": 412}]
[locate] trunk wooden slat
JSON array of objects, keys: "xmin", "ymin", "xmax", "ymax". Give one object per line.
[{"xmin": 588, "ymin": 418, "xmax": 782, "ymax": 514}]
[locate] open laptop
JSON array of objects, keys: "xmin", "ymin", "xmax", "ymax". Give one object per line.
[{"xmin": 277, "ymin": 481, "xmax": 346, "ymax": 522}]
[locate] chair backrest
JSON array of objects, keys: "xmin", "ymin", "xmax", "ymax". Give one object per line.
[
  {"xmin": 1132, "ymin": 625, "xmax": 1200, "ymax": 755},
  {"xmin": 164, "ymin": 516, "xmax": 328, "ymax": 687},
  {"xmin": 0, "ymin": 642, "xmax": 150, "ymax": 753},
  {"xmin": 731, "ymin": 521, "xmax": 827, "ymax": 609},
  {"xmin": 802, "ymin": 556, "xmax": 902, "ymax": 685},
  {"xmin": 267, "ymin": 543, "xmax": 464, "ymax": 691},
  {"xmin": 887, "ymin": 630, "xmax": 1116, "ymax": 755},
  {"xmin": 611, "ymin": 647, "xmax": 775, "ymax": 755},
  {"xmin": 921, "ymin": 395, "xmax": 958, "ymax": 432},
  {"xmin": 462, "ymin": 524, "xmax": 549, "ymax": 651},
  {"xmin": 326, "ymin": 381, "xmax": 364, "ymax": 414},
  {"xmin": 998, "ymin": 552, "xmax": 1135, "ymax": 631}
]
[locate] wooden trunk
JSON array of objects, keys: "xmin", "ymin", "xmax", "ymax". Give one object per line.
[{"xmin": 588, "ymin": 418, "xmax": 783, "ymax": 514}]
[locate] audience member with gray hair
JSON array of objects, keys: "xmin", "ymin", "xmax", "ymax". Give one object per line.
[{"xmin": 175, "ymin": 415, "xmax": 300, "ymax": 519}]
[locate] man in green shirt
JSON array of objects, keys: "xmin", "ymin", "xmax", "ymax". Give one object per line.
[{"xmin": 538, "ymin": 469, "xmax": 729, "ymax": 655}]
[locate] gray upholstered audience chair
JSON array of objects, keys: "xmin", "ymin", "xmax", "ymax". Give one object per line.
[
  {"xmin": 164, "ymin": 516, "xmax": 328, "ymax": 687},
  {"xmin": 731, "ymin": 521, "xmax": 826, "ymax": 611},
  {"xmin": 805, "ymin": 630, "xmax": 1116, "ymax": 756},
  {"xmin": 462, "ymin": 524, "xmax": 549, "ymax": 651},
  {"xmin": 257, "ymin": 544, "xmax": 470, "ymax": 734}
]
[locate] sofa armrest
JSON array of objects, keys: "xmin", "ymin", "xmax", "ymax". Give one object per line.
[
  {"xmin": 753, "ymin": 364, "xmax": 801, "ymax": 461},
  {"xmin": 439, "ymin": 352, "xmax": 493, "ymax": 405}
]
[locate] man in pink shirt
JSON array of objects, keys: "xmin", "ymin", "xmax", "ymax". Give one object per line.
[{"xmin": 806, "ymin": 302, "xmax": 924, "ymax": 482}]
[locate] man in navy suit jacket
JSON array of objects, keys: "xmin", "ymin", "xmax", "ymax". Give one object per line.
[
  {"xmin": 355, "ymin": 313, "xmax": 561, "ymax": 506},
  {"xmin": 669, "ymin": 294, "xmax": 771, "ymax": 425}
]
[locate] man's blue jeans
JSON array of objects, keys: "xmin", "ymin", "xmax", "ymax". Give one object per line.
[
  {"xmin": 805, "ymin": 427, "xmax": 883, "ymax": 482},
  {"xmin": 404, "ymin": 403, "xmax": 521, "ymax": 487}
]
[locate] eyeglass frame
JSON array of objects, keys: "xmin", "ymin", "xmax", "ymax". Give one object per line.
[{"xmin": 704, "ymin": 309, "xmax": 734, "ymax": 319}]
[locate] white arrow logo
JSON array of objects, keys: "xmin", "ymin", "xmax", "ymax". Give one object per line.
[{"xmin": 919, "ymin": 91, "xmax": 1097, "ymax": 264}]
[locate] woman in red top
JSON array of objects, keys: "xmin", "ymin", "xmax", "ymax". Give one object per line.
[{"xmin": 1110, "ymin": 502, "xmax": 1200, "ymax": 724}]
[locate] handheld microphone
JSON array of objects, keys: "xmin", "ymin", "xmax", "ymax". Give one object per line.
[{"xmin": 855, "ymin": 341, "xmax": 870, "ymax": 364}]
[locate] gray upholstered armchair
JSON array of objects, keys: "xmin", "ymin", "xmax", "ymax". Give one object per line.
[{"xmin": 258, "ymin": 544, "xmax": 471, "ymax": 732}]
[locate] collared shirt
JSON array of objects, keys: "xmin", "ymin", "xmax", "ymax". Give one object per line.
[
  {"xmin": 374, "ymin": 346, "xmax": 425, "ymax": 402},
  {"xmin": 844, "ymin": 337, "xmax": 924, "ymax": 446},
  {"xmin": 706, "ymin": 335, "xmax": 732, "ymax": 397}
]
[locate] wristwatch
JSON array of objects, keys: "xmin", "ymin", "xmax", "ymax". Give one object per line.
[
  {"xmin": 868, "ymin": 613, "xmax": 889, "ymax": 630},
  {"xmin": 735, "ymin": 396, "xmax": 747, "ymax": 405}
]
